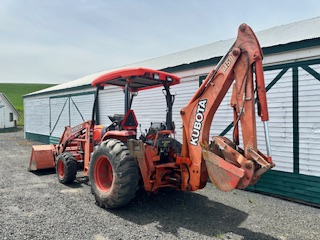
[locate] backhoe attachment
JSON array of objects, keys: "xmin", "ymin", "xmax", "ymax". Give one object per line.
[
  {"xmin": 203, "ymin": 136, "xmax": 274, "ymax": 191},
  {"xmin": 180, "ymin": 23, "xmax": 275, "ymax": 192}
]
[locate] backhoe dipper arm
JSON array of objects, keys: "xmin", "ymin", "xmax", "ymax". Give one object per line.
[{"xmin": 179, "ymin": 24, "xmax": 275, "ymax": 192}]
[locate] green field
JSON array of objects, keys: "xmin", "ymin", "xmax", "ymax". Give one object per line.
[{"xmin": 0, "ymin": 83, "xmax": 56, "ymax": 126}]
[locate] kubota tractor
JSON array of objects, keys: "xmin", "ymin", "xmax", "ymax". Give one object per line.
[{"xmin": 29, "ymin": 23, "xmax": 275, "ymax": 208}]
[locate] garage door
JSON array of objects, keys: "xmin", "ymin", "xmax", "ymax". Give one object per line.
[{"xmin": 50, "ymin": 93, "xmax": 94, "ymax": 138}]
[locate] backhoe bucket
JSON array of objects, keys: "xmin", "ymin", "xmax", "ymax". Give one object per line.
[
  {"xmin": 28, "ymin": 145, "xmax": 55, "ymax": 171},
  {"xmin": 202, "ymin": 149, "xmax": 245, "ymax": 191}
]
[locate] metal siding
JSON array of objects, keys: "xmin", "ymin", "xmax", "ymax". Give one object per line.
[
  {"xmin": 50, "ymin": 97, "xmax": 69, "ymax": 138},
  {"xmin": 257, "ymin": 68, "xmax": 294, "ymax": 173},
  {"xmin": 170, "ymin": 78, "xmax": 200, "ymax": 142},
  {"xmin": 298, "ymin": 65, "xmax": 320, "ymax": 177},
  {"xmin": 131, "ymin": 85, "xmax": 167, "ymax": 136},
  {"xmin": 98, "ymin": 87, "xmax": 124, "ymax": 126},
  {"xmin": 24, "ymin": 97, "xmax": 50, "ymax": 135},
  {"xmin": 49, "ymin": 94, "xmax": 94, "ymax": 138},
  {"xmin": 70, "ymin": 94, "xmax": 94, "ymax": 126},
  {"xmin": 209, "ymin": 84, "xmax": 234, "ymax": 139}
]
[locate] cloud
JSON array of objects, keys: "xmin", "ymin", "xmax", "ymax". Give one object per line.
[{"xmin": 1, "ymin": 0, "xmax": 320, "ymax": 84}]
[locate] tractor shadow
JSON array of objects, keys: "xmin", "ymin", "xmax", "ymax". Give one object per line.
[
  {"xmin": 29, "ymin": 168, "xmax": 56, "ymax": 175},
  {"xmin": 110, "ymin": 189, "xmax": 277, "ymax": 240},
  {"xmin": 29, "ymin": 169, "xmax": 89, "ymax": 188},
  {"xmin": 70, "ymin": 175, "xmax": 90, "ymax": 188}
]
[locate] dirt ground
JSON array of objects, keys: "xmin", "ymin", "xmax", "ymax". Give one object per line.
[{"xmin": 0, "ymin": 129, "xmax": 319, "ymax": 240}]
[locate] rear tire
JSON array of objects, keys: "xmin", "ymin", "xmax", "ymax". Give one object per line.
[
  {"xmin": 89, "ymin": 139, "xmax": 140, "ymax": 209},
  {"xmin": 56, "ymin": 152, "xmax": 77, "ymax": 184}
]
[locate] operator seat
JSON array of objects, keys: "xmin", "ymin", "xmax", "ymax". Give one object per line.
[{"xmin": 100, "ymin": 114, "xmax": 125, "ymax": 139}]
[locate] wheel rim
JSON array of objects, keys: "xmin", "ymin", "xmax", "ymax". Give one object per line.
[
  {"xmin": 57, "ymin": 160, "xmax": 65, "ymax": 179},
  {"xmin": 94, "ymin": 156, "xmax": 113, "ymax": 192}
]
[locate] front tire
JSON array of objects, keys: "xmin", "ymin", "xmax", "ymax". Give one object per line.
[
  {"xmin": 56, "ymin": 152, "xmax": 77, "ymax": 184},
  {"xmin": 89, "ymin": 139, "xmax": 140, "ymax": 209}
]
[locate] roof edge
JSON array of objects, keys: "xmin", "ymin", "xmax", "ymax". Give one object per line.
[
  {"xmin": 0, "ymin": 92, "xmax": 21, "ymax": 116},
  {"xmin": 163, "ymin": 38, "xmax": 320, "ymax": 73},
  {"xmin": 23, "ymin": 84, "xmax": 93, "ymax": 99},
  {"xmin": 24, "ymin": 37, "xmax": 320, "ymax": 98}
]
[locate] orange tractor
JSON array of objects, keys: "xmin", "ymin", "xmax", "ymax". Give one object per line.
[{"xmin": 29, "ymin": 23, "xmax": 275, "ymax": 208}]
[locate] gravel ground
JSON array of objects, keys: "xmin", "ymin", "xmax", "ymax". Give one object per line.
[{"xmin": 0, "ymin": 129, "xmax": 319, "ymax": 240}]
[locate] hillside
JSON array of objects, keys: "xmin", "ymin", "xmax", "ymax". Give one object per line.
[{"xmin": 0, "ymin": 83, "xmax": 56, "ymax": 126}]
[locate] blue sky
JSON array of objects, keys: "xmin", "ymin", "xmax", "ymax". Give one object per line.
[{"xmin": 1, "ymin": 0, "xmax": 320, "ymax": 84}]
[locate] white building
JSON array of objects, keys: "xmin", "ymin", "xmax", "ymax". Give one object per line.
[
  {"xmin": 0, "ymin": 92, "xmax": 20, "ymax": 129},
  {"xmin": 24, "ymin": 17, "xmax": 320, "ymax": 205}
]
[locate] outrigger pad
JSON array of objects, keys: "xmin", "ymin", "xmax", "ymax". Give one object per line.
[
  {"xmin": 202, "ymin": 149, "xmax": 245, "ymax": 191},
  {"xmin": 28, "ymin": 145, "xmax": 55, "ymax": 171}
]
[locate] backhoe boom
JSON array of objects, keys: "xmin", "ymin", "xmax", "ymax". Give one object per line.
[{"xmin": 179, "ymin": 23, "xmax": 275, "ymax": 191}]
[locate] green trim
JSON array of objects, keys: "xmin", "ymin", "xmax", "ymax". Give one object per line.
[
  {"xmin": 25, "ymin": 132, "xmax": 60, "ymax": 144},
  {"xmin": 49, "ymin": 136, "xmax": 60, "ymax": 144},
  {"xmin": 26, "ymin": 132, "xmax": 50, "ymax": 144},
  {"xmin": 247, "ymin": 170, "xmax": 320, "ymax": 205},
  {"xmin": 264, "ymin": 58, "xmax": 320, "ymax": 71},
  {"xmin": 220, "ymin": 122, "xmax": 234, "ymax": 136},
  {"xmin": 49, "ymin": 90, "xmax": 95, "ymax": 99},
  {"xmin": 163, "ymin": 39, "xmax": 320, "ymax": 74},
  {"xmin": 162, "ymin": 57, "xmax": 221, "ymax": 74},
  {"xmin": 301, "ymin": 65, "xmax": 320, "ymax": 81},
  {"xmin": 262, "ymin": 38, "xmax": 320, "ymax": 55},
  {"xmin": 193, "ymin": 55, "xmax": 320, "ymax": 75},
  {"xmin": 292, "ymin": 66, "xmax": 299, "ymax": 173},
  {"xmin": 266, "ymin": 67, "xmax": 289, "ymax": 91},
  {"xmin": 199, "ymin": 75, "xmax": 207, "ymax": 87}
]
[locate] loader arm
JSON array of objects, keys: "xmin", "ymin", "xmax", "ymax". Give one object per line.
[{"xmin": 179, "ymin": 24, "xmax": 275, "ymax": 192}]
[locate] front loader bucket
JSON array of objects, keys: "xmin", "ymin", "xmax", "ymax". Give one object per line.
[
  {"xmin": 202, "ymin": 149, "xmax": 245, "ymax": 191},
  {"xmin": 28, "ymin": 145, "xmax": 55, "ymax": 171}
]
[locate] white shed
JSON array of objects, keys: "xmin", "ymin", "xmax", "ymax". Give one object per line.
[
  {"xmin": 0, "ymin": 92, "xmax": 20, "ymax": 128},
  {"xmin": 24, "ymin": 17, "xmax": 320, "ymax": 205}
]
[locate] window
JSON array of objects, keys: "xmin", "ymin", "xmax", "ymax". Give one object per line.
[{"xmin": 9, "ymin": 113, "xmax": 13, "ymax": 122}]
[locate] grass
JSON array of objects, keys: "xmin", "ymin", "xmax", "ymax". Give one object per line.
[
  {"xmin": 0, "ymin": 83, "xmax": 56, "ymax": 126},
  {"xmin": 216, "ymin": 233, "xmax": 224, "ymax": 239}
]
